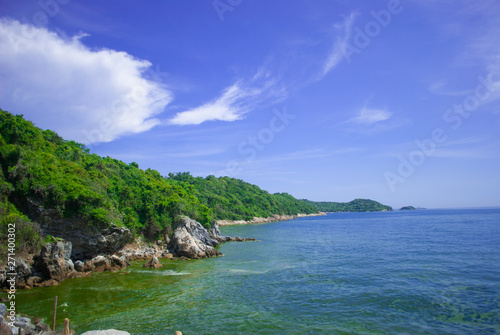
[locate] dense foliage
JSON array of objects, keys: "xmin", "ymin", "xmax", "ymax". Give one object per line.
[
  {"xmin": 303, "ymin": 199, "xmax": 393, "ymax": 212},
  {"xmin": 169, "ymin": 172, "xmax": 318, "ymax": 221}
]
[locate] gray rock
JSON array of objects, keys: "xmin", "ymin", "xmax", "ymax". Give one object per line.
[
  {"xmin": 74, "ymin": 260, "xmax": 85, "ymax": 272},
  {"xmin": 83, "ymin": 255, "xmax": 129, "ymax": 272},
  {"xmin": 33, "ymin": 240, "xmax": 75, "ymax": 281},
  {"xmin": 80, "ymin": 330, "xmax": 131, "ymax": 335},
  {"xmin": 109, "ymin": 255, "xmax": 129, "ymax": 270},
  {"xmin": 0, "ymin": 304, "xmax": 6, "ymax": 316},
  {"xmin": 208, "ymin": 220, "xmax": 221, "ymax": 238},
  {"xmin": 170, "ymin": 217, "xmax": 222, "ymax": 259},
  {"xmin": 13, "ymin": 258, "xmax": 32, "ymax": 288}
]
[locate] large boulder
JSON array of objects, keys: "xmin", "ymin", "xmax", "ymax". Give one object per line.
[
  {"xmin": 170, "ymin": 217, "xmax": 222, "ymax": 259},
  {"xmin": 33, "ymin": 240, "xmax": 75, "ymax": 282}
]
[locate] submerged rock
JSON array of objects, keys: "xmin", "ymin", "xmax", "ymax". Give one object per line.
[{"xmin": 143, "ymin": 256, "xmax": 163, "ymax": 268}]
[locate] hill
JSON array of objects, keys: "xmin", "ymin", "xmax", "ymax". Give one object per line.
[{"xmin": 303, "ymin": 199, "xmax": 393, "ymax": 212}]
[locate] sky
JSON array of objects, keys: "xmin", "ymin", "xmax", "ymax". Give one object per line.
[{"xmin": 1, "ymin": 0, "xmax": 499, "ymax": 209}]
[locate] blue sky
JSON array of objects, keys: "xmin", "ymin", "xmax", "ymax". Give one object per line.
[{"xmin": 1, "ymin": 0, "xmax": 499, "ymax": 209}]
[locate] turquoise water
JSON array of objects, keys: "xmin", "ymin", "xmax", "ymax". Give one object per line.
[{"xmin": 10, "ymin": 208, "xmax": 500, "ymax": 334}]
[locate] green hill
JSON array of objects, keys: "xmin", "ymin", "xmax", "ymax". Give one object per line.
[{"xmin": 303, "ymin": 198, "xmax": 392, "ymax": 212}]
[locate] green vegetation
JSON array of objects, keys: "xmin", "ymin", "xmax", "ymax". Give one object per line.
[
  {"xmin": 169, "ymin": 172, "xmax": 318, "ymax": 221},
  {"xmin": 400, "ymin": 206, "xmax": 416, "ymax": 210},
  {"xmin": 303, "ymin": 198, "xmax": 393, "ymax": 212}
]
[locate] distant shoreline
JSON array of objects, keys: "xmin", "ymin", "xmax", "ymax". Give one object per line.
[{"xmin": 217, "ymin": 212, "xmax": 326, "ymax": 226}]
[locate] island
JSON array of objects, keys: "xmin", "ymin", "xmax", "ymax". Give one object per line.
[{"xmin": 400, "ymin": 206, "xmax": 416, "ymax": 210}]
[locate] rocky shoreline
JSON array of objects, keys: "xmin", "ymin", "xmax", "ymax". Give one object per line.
[
  {"xmin": 0, "ymin": 217, "xmax": 256, "ymax": 291},
  {"xmin": 217, "ymin": 212, "xmax": 326, "ymax": 226}
]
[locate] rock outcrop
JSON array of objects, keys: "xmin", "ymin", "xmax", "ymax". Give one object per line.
[
  {"xmin": 12, "ymin": 198, "xmax": 133, "ymax": 260},
  {"xmin": 169, "ymin": 217, "xmax": 222, "ymax": 259},
  {"xmin": 169, "ymin": 217, "xmax": 257, "ymax": 259},
  {"xmin": 33, "ymin": 240, "xmax": 76, "ymax": 283}
]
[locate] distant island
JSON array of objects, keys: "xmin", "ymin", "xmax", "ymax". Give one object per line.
[{"xmin": 400, "ymin": 206, "xmax": 416, "ymax": 210}]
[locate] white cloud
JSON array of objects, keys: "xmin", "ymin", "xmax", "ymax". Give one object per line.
[
  {"xmin": 351, "ymin": 107, "xmax": 392, "ymax": 124},
  {"xmin": 169, "ymin": 83, "xmax": 245, "ymax": 125},
  {"xmin": 169, "ymin": 74, "xmax": 286, "ymax": 126},
  {"xmin": 320, "ymin": 12, "xmax": 357, "ymax": 78},
  {"xmin": 0, "ymin": 19, "xmax": 172, "ymax": 144}
]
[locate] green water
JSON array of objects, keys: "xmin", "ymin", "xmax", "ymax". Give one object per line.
[{"xmin": 5, "ymin": 209, "xmax": 500, "ymax": 334}]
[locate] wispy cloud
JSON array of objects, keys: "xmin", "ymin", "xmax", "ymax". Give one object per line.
[
  {"xmin": 349, "ymin": 106, "xmax": 392, "ymax": 124},
  {"xmin": 320, "ymin": 12, "xmax": 357, "ymax": 79},
  {"xmin": 0, "ymin": 18, "xmax": 172, "ymax": 144}
]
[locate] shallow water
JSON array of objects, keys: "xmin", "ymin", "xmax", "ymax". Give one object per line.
[{"xmin": 8, "ymin": 208, "xmax": 500, "ymax": 334}]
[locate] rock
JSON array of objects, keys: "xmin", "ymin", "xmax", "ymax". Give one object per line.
[
  {"xmin": 34, "ymin": 319, "xmax": 50, "ymax": 332},
  {"xmin": 33, "ymin": 240, "xmax": 75, "ymax": 282},
  {"xmin": 0, "ymin": 319, "xmax": 12, "ymax": 335},
  {"xmin": 183, "ymin": 217, "xmax": 219, "ymax": 247},
  {"xmin": 14, "ymin": 316, "xmax": 37, "ymax": 334},
  {"xmin": 208, "ymin": 220, "xmax": 221, "ymax": 238},
  {"xmin": 143, "ymin": 256, "xmax": 162, "ymax": 268},
  {"xmin": 83, "ymin": 255, "xmax": 129, "ymax": 273},
  {"xmin": 74, "ymin": 260, "xmax": 85, "ymax": 272},
  {"xmin": 80, "ymin": 330, "xmax": 131, "ymax": 335},
  {"xmin": 170, "ymin": 217, "xmax": 222, "ymax": 259},
  {"xmin": 13, "ymin": 258, "xmax": 32, "ymax": 288},
  {"xmin": 109, "ymin": 255, "xmax": 129, "ymax": 271},
  {"xmin": 0, "ymin": 304, "xmax": 6, "ymax": 316},
  {"xmin": 26, "ymin": 276, "xmax": 42, "ymax": 288}
]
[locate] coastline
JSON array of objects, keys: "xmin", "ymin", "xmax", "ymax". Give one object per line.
[{"xmin": 217, "ymin": 212, "xmax": 326, "ymax": 226}]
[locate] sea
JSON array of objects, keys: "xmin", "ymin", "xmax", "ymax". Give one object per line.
[{"xmin": 11, "ymin": 208, "xmax": 500, "ymax": 334}]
